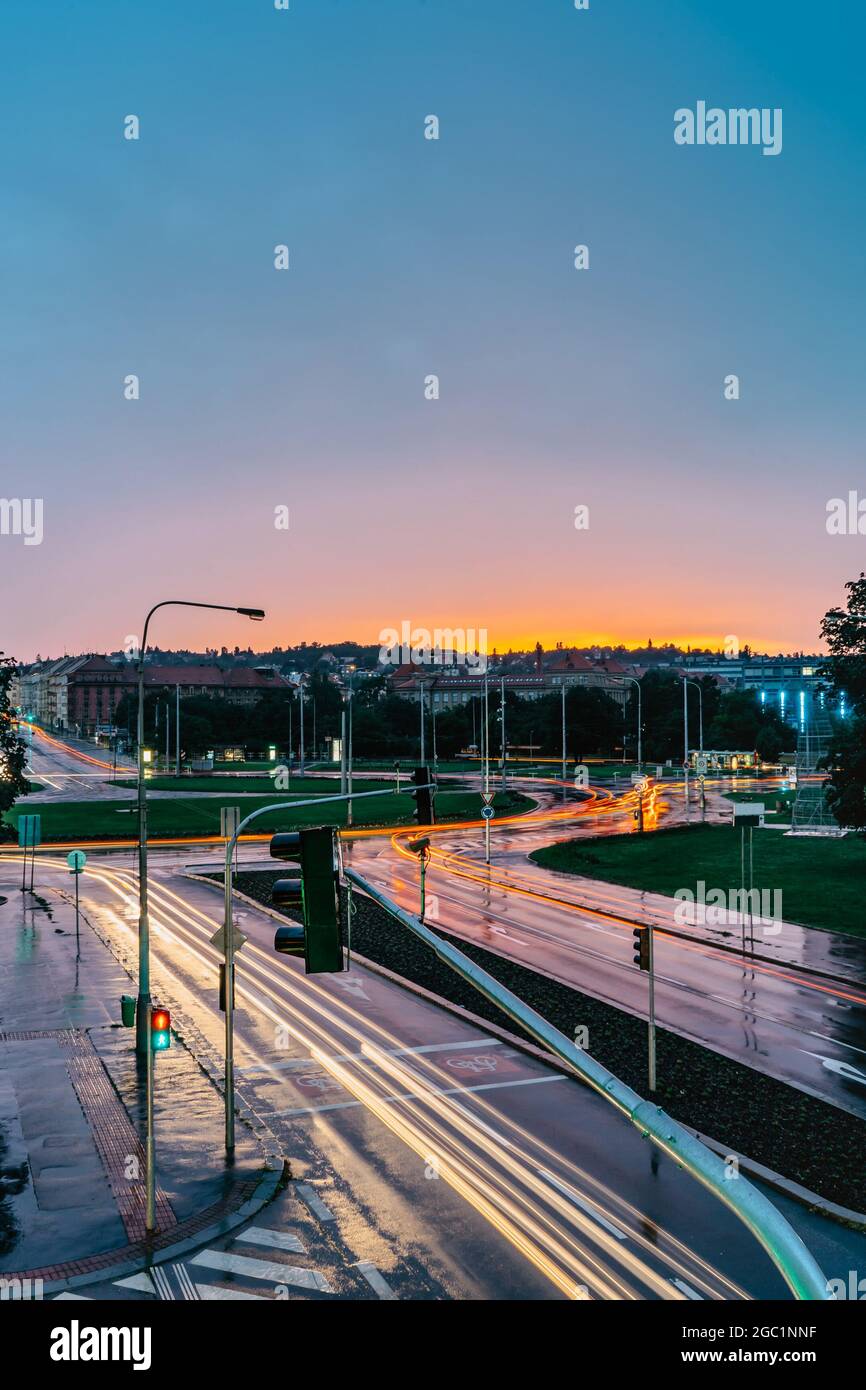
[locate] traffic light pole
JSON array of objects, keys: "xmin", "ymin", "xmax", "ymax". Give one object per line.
[
  {"xmin": 219, "ymin": 781, "xmax": 436, "ymax": 1151},
  {"xmin": 343, "ymin": 866, "xmax": 830, "ymax": 1303},
  {"xmin": 145, "ymin": 1002, "xmax": 156, "ymax": 1232},
  {"xmin": 647, "ymin": 923, "xmax": 656, "ymax": 1093}
]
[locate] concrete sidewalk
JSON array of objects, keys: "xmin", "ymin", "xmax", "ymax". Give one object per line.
[{"xmin": 0, "ymin": 870, "xmax": 275, "ymax": 1286}]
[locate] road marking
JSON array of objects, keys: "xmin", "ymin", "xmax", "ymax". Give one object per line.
[
  {"xmin": 151, "ymin": 1265, "xmax": 175, "ymax": 1300},
  {"xmin": 538, "ymin": 1170, "xmax": 628, "ymax": 1240},
  {"xmin": 190, "ymin": 1249, "xmax": 334, "ymax": 1293},
  {"xmin": 354, "ymin": 1261, "xmax": 398, "ymax": 1301},
  {"xmin": 53, "ymin": 1292, "xmax": 91, "ymax": 1300},
  {"xmin": 246, "ymin": 1038, "xmax": 503, "ymax": 1077},
  {"xmin": 671, "ymin": 1277, "xmax": 703, "ymax": 1300},
  {"xmin": 296, "ymin": 1182, "xmax": 337, "ymax": 1222},
  {"xmin": 174, "ymin": 1262, "xmax": 200, "ymax": 1301},
  {"xmin": 114, "ymin": 1272, "xmax": 156, "ymax": 1294},
  {"xmin": 273, "ymin": 1073, "xmax": 565, "ymax": 1117},
  {"xmin": 803, "ymin": 1051, "xmax": 866, "ymax": 1085},
  {"xmin": 239, "ymin": 1225, "xmax": 305, "ymax": 1254},
  {"xmin": 196, "ymin": 1283, "xmax": 272, "ymax": 1301}
]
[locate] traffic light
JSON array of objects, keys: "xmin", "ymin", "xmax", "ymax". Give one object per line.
[
  {"xmin": 270, "ymin": 826, "xmax": 343, "ymax": 973},
  {"xmin": 412, "ymin": 766, "xmax": 435, "ymax": 825},
  {"xmin": 150, "ymin": 1006, "xmax": 171, "ymax": 1050},
  {"xmin": 632, "ymin": 927, "xmax": 650, "ymax": 972}
]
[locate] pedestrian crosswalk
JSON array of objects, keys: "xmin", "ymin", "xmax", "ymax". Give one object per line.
[{"xmin": 54, "ymin": 1219, "xmax": 398, "ymax": 1302}]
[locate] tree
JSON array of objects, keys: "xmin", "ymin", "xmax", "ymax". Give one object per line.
[
  {"xmin": 0, "ymin": 655, "xmax": 29, "ymax": 840},
  {"xmin": 820, "ymin": 574, "xmax": 866, "ymax": 828}
]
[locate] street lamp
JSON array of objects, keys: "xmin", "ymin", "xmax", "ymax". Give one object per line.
[
  {"xmin": 621, "ymin": 676, "xmax": 643, "ymax": 768},
  {"xmin": 684, "ymin": 678, "xmax": 704, "ymax": 751},
  {"xmin": 134, "ymin": 600, "xmax": 264, "ymax": 1053}
]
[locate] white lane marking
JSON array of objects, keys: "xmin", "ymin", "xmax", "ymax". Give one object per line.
[
  {"xmin": 196, "ymin": 1283, "xmax": 272, "ymax": 1301},
  {"xmin": 174, "ymin": 1262, "xmax": 200, "ymax": 1301},
  {"xmin": 245, "ymin": 1038, "xmax": 502, "ymax": 1078},
  {"xmin": 273, "ymin": 1073, "xmax": 566, "ymax": 1117},
  {"xmin": 296, "ymin": 1183, "xmax": 337, "ymax": 1222},
  {"xmin": 53, "ymin": 1292, "xmax": 91, "ymax": 1300},
  {"xmin": 354, "ymin": 1261, "xmax": 398, "ymax": 1301},
  {"xmin": 151, "ymin": 1265, "xmax": 174, "ymax": 1301},
  {"xmin": 239, "ymin": 1225, "xmax": 305, "ymax": 1254},
  {"xmin": 538, "ymin": 1170, "xmax": 628, "ymax": 1241},
  {"xmin": 114, "ymin": 1272, "xmax": 156, "ymax": 1294},
  {"xmin": 672, "ymin": 1277, "xmax": 703, "ymax": 1300},
  {"xmin": 803, "ymin": 1051, "xmax": 866, "ymax": 1085},
  {"xmin": 190, "ymin": 1249, "xmax": 334, "ymax": 1293}
]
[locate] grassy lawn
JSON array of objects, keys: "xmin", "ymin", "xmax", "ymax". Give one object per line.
[
  {"xmin": 111, "ymin": 774, "xmax": 369, "ymax": 794},
  {"xmin": 3, "ymin": 787, "xmax": 531, "ymax": 842},
  {"xmin": 724, "ymin": 788, "xmax": 795, "ymax": 824},
  {"xmin": 531, "ymin": 823, "xmax": 866, "ymax": 938}
]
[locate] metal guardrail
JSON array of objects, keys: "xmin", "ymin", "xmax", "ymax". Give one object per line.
[{"xmin": 344, "ymin": 866, "xmax": 831, "ymax": 1302}]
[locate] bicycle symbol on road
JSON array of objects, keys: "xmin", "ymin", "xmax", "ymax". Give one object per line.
[{"xmin": 444, "ymin": 1053, "xmax": 500, "ymax": 1075}]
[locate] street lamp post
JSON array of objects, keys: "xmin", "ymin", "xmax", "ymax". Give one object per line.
[
  {"xmin": 685, "ymin": 677, "xmax": 705, "ymax": 818},
  {"xmin": 134, "ymin": 600, "xmax": 264, "ymax": 1053},
  {"xmin": 561, "ymin": 683, "xmax": 569, "ymax": 806},
  {"xmin": 621, "ymin": 676, "xmax": 642, "ymax": 768}
]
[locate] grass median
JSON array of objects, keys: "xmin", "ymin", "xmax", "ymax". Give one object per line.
[
  {"xmin": 3, "ymin": 785, "xmax": 532, "ymax": 842},
  {"xmin": 530, "ymin": 823, "xmax": 866, "ymax": 937}
]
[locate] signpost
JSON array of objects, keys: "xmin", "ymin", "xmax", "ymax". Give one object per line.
[
  {"xmin": 67, "ymin": 850, "xmax": 87, "ymax": 956},
  {"xmin": 733, "ymin": 804, "xmax": 765, "ymax": 953},
  {"xmin": 18, "ymin": 814, "xmax": 41, "ymax": 893},
  {"xmin": 481, "ymin": 805, "xmax": 494, "ymax": 820}
]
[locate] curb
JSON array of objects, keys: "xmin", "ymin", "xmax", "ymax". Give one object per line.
[{"xmin": 12, "ymin": 1155, "xmax": 290, "ymax": 1296}]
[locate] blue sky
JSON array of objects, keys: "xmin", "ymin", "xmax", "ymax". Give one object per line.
[{"xmin": 3, "ymin": 1, "xmax": 864, "ymax": 658}]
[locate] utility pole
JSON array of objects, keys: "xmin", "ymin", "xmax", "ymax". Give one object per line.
[
  {"xmin": 419, "ymin": 685, "xmax": 426, "ymax": 765},
  {"xmin": 340, "ymin": 708, "xmax": 348, "ymax": 794},
  {"xmin": 483, "ymin": 674, "xmax": 490, "ymax": 865},
  {"xmin": 175, "ymin": 685, "xmax": 180, "ymax": 776},
  {"xmin": 500, "ymin": 676, "xmax": 506, "ymax": 791},
  {"xmin": 347, "ymin": 686, "xmax": 354, "ymax": 827},
  {"xmin": 300, "ymin": 683, "xmax": 307, "ymax": 783},
  {"xmin": 648, "ymin": 924, "xmax": 656, "ymax": 1092},
  {"xmin": 561, "ymin": 678, "xmax": 569, "ymax": 800},
  {"xmin": 683, "ymin": 677, "xmax": 690, "ymax": 825}
]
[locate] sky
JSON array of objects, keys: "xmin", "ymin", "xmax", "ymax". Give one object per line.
[{"xmin": 2, "ymin": 0, "xmax": 865, "ymax": 662}]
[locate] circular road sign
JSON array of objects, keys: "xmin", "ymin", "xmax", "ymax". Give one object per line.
[
  {"xmin": 481, "ymin": 805, "xmax": 495, "ymax": 820},
  {"xmin": 67, "ymin": 850, "xmax": 87, "ymax": 873}
]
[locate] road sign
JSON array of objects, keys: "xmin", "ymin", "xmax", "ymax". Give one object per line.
[
  {"xmin": 696, "ymin": 754, "xmax": 708, "ymax": 776},
  {"xmin": 480, "ymin": 791, "xmax": 494, "ymax": 805},
  {"xmin": 633, "ymin": 777, "xmax": 649, "ymax": 795},
  {"xmin": 209, "ymin": 923, "xmax": 248, "ymax": 954},
  {"xmin": 220, "ymin": 806, "xmax": 241, "ymax": 839},
  {"xmin": 480, "ymin": 805, "xmax": 494, "ymax": 820},
  {"xmin": 67, "ymin": 850, "xmax": 87, "ymax": 874},
  {"xmin": 18, "ymin": 814, "xmax": 41, "ymax": 847}
]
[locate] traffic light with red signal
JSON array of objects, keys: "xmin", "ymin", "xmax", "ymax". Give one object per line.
[
  {"xmin": 270, "ymin": 826, "xmax": 343, "ymax": 973},
  {"xmin": 150, "ymin": 1006, "xmax": 171, "ymax": 1050}
]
